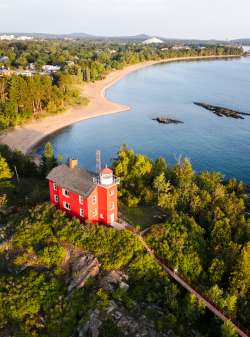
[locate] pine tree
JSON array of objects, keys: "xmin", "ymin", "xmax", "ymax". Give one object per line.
[
  {"xmin": 40, "ymin": 142, "xmax": 57, "ymax": 176},
  {"xmin": 0, "ymin": 154, "xmax": 12, "ymax": 209},
  {"xmin": 44, "ymin": 142, "xmax": 54, "ymax": 161},
  {"xmin": 0, "ymin": 154, "xmax": 12, "ymax": 181}
]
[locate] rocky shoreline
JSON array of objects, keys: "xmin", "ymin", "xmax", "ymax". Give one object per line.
[
  {"xmin": 194, "ymin": 102, "xmax": 250, "ymax": 119},
  {"xmin": 153, "ymin": 117, "xmax": 183, "ymax": 125}
]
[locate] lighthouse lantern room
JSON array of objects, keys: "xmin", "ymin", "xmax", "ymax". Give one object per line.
[{"xmin": 100, "ymin": 167, "xmax": 114, "ymax": 185}]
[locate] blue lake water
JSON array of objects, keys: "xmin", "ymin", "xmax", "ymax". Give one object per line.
[{"xmin": 38, "ymin": 57, "xmax": 250, "ymax": 183}]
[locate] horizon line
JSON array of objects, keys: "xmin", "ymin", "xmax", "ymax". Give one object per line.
[{"xmin": 0, "ymin": 31, "xmax": 250, "ymax": 41}]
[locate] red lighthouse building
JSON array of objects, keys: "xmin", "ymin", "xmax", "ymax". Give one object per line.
[{"xmin": 47, "ymin": 159, "xmax": 119, "ymax": 225}]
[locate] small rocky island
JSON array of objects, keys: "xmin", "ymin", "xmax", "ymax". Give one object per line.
[
  {"xmin": 153, "ymin": 117, "xmax": 183, "ymax": 124},
  {"xmin": 194, "ymin": 102, "xmax": 250, "ymax": 119}
]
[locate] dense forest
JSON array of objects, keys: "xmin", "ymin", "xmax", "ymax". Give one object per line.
[
  {"xmin": 114, "ymin": 147, "xmax": 250, "ymax": 327},
  {"xmin": 0, "ymin": 144, "xmax": 249, "ymax": 337},
  {"xmin": 0, "ymin": 40, "xmax": 243, "ymax": 129},
  {"xmin": 0, "ymin": 74, "xmax": 87, "ymax": 129}
]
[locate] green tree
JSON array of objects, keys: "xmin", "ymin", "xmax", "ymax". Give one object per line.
[
  {"xmin": 40, "ymin": 142, "xmax": 57, "ymax": 176},
  {"xmin": 153, "ymin": 173, "xmax": 172, "ymax": 206},
  {"xmin": 221, "ymin": 321, "xmax": 238, "ymax": 337},
  {"xmin": 209, "ymin": 258, "xmax": 225, "ymax": 284},
  {"xmin": 0, "ymin": 154, "xmax": 12, "ymax": 209},
  {"xmin": 0, "ymin": 154, "xmax": 12, "ymax": 181},
  {"xmin": 230, "ymin": 243, "xmax": 250, "ymax": 297},
  {"xmin": 44, "ymin": 142, "xmax": 54, "ymax": 160}
]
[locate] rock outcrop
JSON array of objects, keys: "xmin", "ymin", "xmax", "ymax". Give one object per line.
[
  {"xmin": 99, "ymin": 270, "xmax": 129, "ymax": 292},
  {"xmin": 194, "ymin": 102, "xmax": 250, "ymax": 119},
  {"xmin": 153, "ymin": 117, "xmax": 183, "ymax": 124},
  {"xmin": 67, "ymin": 251, "xmax": 100, "ymax": 293}
]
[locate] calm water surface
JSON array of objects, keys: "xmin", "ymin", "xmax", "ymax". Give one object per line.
[{"xmin": 38, "ymin": 57, "xmax": 250, "ymax": 183}]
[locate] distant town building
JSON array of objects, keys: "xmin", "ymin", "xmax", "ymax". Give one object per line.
[
  {"xmin": 172, "ymin": 45, "xmax": 191, "ymax": 50},
  {"xmin": 0, "ymin": 68, "xmax": 12, "ymax": 77},
  {"xmin": 0, "ymin": 56, "xmax": 9, "ymax": 63},
  {"xmin": 47, "ymin": 159, "xmax": 119, "ymax": 225},
  {"xmin": 28, "ymin": 63, "xmax": 36, "ymax": 70},
  {"xmin": 65, "ymin": 60, "xmax": 75, "ymax": 66},
  {"xmin": 0, "ymin": 34, "xmax": 33, "ymax": 41},
  {"xmin": 16, "ymin": 70, "xmax": 34, "ymax": 77},
  {"xmin": 0, "ymin": 35, "xmax": 15, "ymax": 41},
  {"xmin": 42, "ymin": 65, "xmax": 61, "ymax": 73},
  {"xmin": 142, "ymin": 37, "xmax": 164, "ymax": 45},
  {"xmin": 17, "ymin": 36, "xmax": 33, "ymax": 41}
]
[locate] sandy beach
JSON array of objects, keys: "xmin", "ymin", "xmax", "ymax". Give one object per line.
[{"xmin": 0, "ymin": 55, "xmax": 240, "ymax": 155}]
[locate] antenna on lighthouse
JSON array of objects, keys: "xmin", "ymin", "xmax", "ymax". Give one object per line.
[{"xmin": 96, "ymin": 149, "xmax": 101, "ymax": 174}]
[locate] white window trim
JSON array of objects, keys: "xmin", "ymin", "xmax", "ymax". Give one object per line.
[
  {"xmin": 54, "ymin": 195, "xmax": 59, "ymax": 203},
  {"xmin": 92, "ymin": 195, "xmax": 97, "ymax": 204},
  {"xmin": 109, "ymin": 190, "xmax": 115, "ymax": 196},
  {"xmin": 110, "ymin": 213, "xmax": 115, "ymax": 223},
  {"xmin": 111, "ymin": 201, "xmax": 115, "ymax": 210},
  {"xmin": 92, "ymin": 209, "xmax": 97, "ymax": 217},
  {"xmin": 80, "ymin": 208, "xmax": 84, "ymax": 217},
  {"xmin": 62, "ymin": 189, "xmax": 70, "ymax": 197},
  {"xmin": 63, "ymin": 201, "xmax": 71, "ymax": 210},
  {"xmin": 79, "ymin": 195, "xmax": 84, "ymax": 205},
  {"xmin": 53, "ymin": 182, "xmax": 57, "ymax": 191}
]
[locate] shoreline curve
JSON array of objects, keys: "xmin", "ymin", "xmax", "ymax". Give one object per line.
[{"xmin": 0, "ymin": 55, "xmax": 241, "ymax": 155}]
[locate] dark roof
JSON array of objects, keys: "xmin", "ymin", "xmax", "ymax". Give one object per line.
[{"xmin": 47, "ymin": 165, "xmax": 97, "ymax": 196}]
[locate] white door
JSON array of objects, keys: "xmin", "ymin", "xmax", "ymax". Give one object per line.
[{"xmin": 110, "ymin": 213, "xmax": 115, "ymax": 223}]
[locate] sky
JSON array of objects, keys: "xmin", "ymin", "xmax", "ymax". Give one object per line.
[{"xmin": 0, "ymin": 0, "xmax": 250, "ymax": 40}]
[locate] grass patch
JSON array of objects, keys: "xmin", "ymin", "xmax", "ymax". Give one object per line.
[{"xmin": 119, "ymin": 203, "xmax": 168, "ymax": 229}]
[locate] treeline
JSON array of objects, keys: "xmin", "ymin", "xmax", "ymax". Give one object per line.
[
  {"xmin": 0, "ymin": 40, "xmax": 243, "ymax": 79},
  {"xmin": 0, "ymin": 73, "xmax": 87, "ymax": 129}
]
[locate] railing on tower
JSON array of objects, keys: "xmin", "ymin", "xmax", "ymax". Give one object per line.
[{"xmin": 93, "ymin": 176, "xmax": 120, "ymax": 185}]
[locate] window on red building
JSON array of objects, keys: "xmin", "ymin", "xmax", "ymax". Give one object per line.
[
  {"xmin": 80, "ymin": 208, "xmax": 84, "ymax": 217},
  {"xmin": 54, "ymin": 195, "xmax": 58, "ymax": 203},
  {"xmin": 92, "ymin": 195, "xmax": 97, "ymax": 204},
  {"xmin": 92, "ymin": 209, "xmax": 97, "ymax": 216},
  {"xmin": 79, "ymin": 195, "xmax": 84, "ymax": 204},
  {"xmin": 63, "ymin": 201, "xmax": 71, "ymax": 210},
  {"xmin": 53, "ymin": 182, "xmax": 57, "ymax": 191},
  {"xmin": 62, "ymin": 189, "xmax": 70, "ymax": 197},
  {"xmin": 109, "ymin": 190, "xmax": 115, "ymax": 196}
]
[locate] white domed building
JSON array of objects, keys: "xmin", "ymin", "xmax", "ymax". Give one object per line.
[{"xmin": 142, "ymin": 37, "xmax": 164, "ymax": 45}]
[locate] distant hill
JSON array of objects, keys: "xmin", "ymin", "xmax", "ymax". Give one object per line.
[
  {"xmin": 68, "ymin": 33, "xmax": 151, "ymax": 41},
  {"xmin": 230, "ymin": 38, "xmax": 250, "ymax": 45},
  {"xmin": 1, "ymin": 32, "xmax": 250, "ymax": 45}
]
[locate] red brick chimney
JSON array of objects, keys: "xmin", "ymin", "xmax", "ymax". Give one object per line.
[{"xmin": 68, "ymin": 159, "xmax": 78, "ymax": 169}]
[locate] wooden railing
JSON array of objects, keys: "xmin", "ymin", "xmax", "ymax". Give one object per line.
[{"xmin": 136, "ymin": 234, "xmax": 249, "ymax": 337}]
